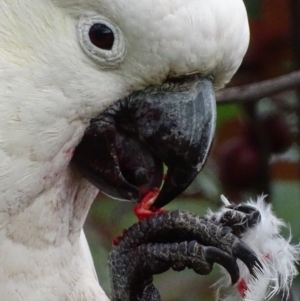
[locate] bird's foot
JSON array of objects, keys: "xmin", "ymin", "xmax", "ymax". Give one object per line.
[
  {"xmin": 113, "ymin": 189, "xmax": 163, "ymax": 245},
  {"xmin": 209, "ymin": 202, "xmax": 261, "ymax": 238},
  {"xmin": 109, "ymin": 209, "xmax": 262, "ymax": 301}
]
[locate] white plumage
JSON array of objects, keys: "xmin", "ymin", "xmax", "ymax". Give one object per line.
[
  {"xmin": 210, "ymin": 196, "xmax": 300, "ymax": 301},
  {"xmin": 0, "ymin": 0, "xmax": 249, "ymax": 300}
]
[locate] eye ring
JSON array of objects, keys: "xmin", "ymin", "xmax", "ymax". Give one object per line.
[{"xmin": 78, "ymin": 16, "xmax": 125, "ymax": 68}]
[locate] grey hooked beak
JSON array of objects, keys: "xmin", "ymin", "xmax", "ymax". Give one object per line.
[{"xmin": 72, "ymin": 75, "xmax": 216, "ymax": 208}]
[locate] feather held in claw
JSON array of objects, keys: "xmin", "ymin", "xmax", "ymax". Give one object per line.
[{"xmin": 208, "ymin": 196, "xmax": 300, "ymax": 301}]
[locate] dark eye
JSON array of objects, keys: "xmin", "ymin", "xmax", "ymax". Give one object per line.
[{"xmin": 89, "ymin": 24, "xmax": 114, "ymax": 50}]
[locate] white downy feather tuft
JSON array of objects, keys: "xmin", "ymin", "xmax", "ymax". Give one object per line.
[{"xmin": 210, "ymin": 196, "xmax": 300, "ymax": 301}]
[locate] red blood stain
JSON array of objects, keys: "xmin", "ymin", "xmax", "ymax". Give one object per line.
[
  {"xmin": 65, "ymin": 148, "xmax": 74, "ymax": 156},
  {"xmin": 237, "ymin": 278, "xmax": 248, "ymax": 298},
  {"xmin": 113, "ymin": 229, "xmax": 128, "ymax": 246}
]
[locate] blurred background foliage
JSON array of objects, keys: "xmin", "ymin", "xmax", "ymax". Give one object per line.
[{"xmin": 85, "ymin": 1, "xmax": 300, "ymax": 300}]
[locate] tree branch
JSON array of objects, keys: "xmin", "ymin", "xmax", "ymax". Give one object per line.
[{"xmin": 216, "ymin": 70, "xmax": 300, "ymax": 104}]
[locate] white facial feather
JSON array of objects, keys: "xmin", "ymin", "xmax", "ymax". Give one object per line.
[
  {"xmin": 211, "ymin": 196, "xmax": 300, "ymax": 301},
  {"xmin": 0, "ymin": 0, "xmax": 249, "ymax": 300},
  {"xmin": 55, "ymin": 0, "xmax": 249, "ymax": 89}
]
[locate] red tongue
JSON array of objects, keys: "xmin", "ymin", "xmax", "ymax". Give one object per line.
[
  {"xmin": 134, "ymin": 188, "xmax": 165, "ymax": 221},
  {"xmin": 112, "ymin": 188, "xmax": 165, "ymax": 246}
]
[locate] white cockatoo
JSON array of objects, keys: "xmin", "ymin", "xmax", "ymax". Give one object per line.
[{"xmin": 0, "ymin": 0, "xmax": 249, "ymax": 300}]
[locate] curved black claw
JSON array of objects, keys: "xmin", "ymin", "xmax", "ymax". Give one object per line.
[
  {"xmin": 109, "ymin": 241, "xmax": 239, "ymax": 301},
  {"xmin": 73, "ymin": 74, "xmax": 216, "ymax": 205},
  {"xmin": 109, "ymin": 210, "xmax": 263, "ymax": 301},
  {"xmin": 204, "ymin": 246, "xmax": 239, "ymax": 284},
  {"xmin": 232, "ymin": 240, "xmax": 263, "ymax": 276}
]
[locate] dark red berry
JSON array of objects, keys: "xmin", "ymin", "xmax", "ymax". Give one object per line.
[
  {"xmin": 260, "ymin": 113, "xmax": 293, "ymax": 154},
  {"xmin": 218, "ymin": 137, "xmax": 261, "ymax": 189}
]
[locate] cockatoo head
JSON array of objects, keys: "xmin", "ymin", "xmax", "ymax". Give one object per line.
[{"xmin": 0, "ymin": 0, "xmax": 249, "ymax": 238}]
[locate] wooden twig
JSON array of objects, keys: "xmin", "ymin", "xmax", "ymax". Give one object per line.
[
  {"xmin": 289, "ymin": 0, "xmax": 300, "ymax": 149},
  {"xmin": 216, "ymin": 70, "xmax": 300, "ymax": 103}
]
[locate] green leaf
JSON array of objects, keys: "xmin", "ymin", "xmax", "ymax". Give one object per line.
[
  {"xmin": 216, "ymin": 103, "xmax": 242, "ymax": 127},
  {"xmin": 272, "ymin": 181, "xmax": 300, "ymax": 244}
]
